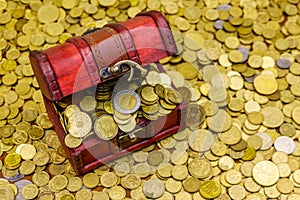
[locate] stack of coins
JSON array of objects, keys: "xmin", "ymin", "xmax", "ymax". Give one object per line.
[
  {"xmin": 95, "ymin": 80, "xmax": 116, "ymax": 101},
  {"xmin": 137, "ymin": 83, "xmax": 183, "ymax": 120}
]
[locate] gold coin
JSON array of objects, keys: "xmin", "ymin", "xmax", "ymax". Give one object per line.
[
  {"xmin": 199, "ymin": 180, "xmax": 221, "ymax": 199},
  {"xmin": 92, "ymin": 191, "xmax": 109, "ymax": 200},
  {"xmin": 121, "ymin": 174, "xmax": 141, "ymax": 189},
  {"xmin": 247, "ymin": 111, "xmax": 264, "ymax": 125},
  {"xmin": 0, "ymin": 105, "xmax": 10, "ymax": 120},
  {"xmin": 21, "ymin": 184, "xmax": 39, "ymax": 200},
  {"xmin": 83, "ymin": 173, "xmax": 99, "ymax": 189},
  {"xmin": 146, "ymin": 70, "xmax": 161, "ymax": 86},
  {"xmin": 140, "ymin": 85, "xmax": 159, "ymax": 103},
  {"xmin": 32, "ymin": 171, "xmax": 50, "ymax": 187},
  {"xmin": 142, "ymin": 103, "xmax": 159, "ymax": 114},
  {"xmin": 33, "ymin": 151, "xmax": 50, "ymax": 166},
  {"xmin": 174, "ymin": 17, "xmax": 190, "ymax": 31},
  {"xmin": 79, "ymin": 96, "xmax": 97, "ymax": 112},
  {"xmin": 28, "ymin": 125, "xmax": 44, "ymax": 140},
  {"xmin": 165, "ymin": 178, "xmax": 181, "ymax": 193},
  {"xmin": 94, "ymin": 114, "xmax": 118, "ymax": 140},
  {"xmin": 4, "ymin": 153, "xmax": 21, "ymax": 169},
  {"xmin": 132, "ymin": 151, "xmax": 148, "ymax": 163},
  {"xmin": 63, "ymin": 105, "xmax": 80, "ymax": 119},
  {"xmin": 58, "ymin": 193, "xmax": 75, "ymax": 200},
  {"xmin": 75, "ymin": 189, "xmax": 93, "ymax": 200},
  {"xmin": 108, "ymin": 185, "xmax": 126, "ymax": 200},
  {"xmin": 228, "ymin": 50, "xmax": 244, "ymax": 63},
  {"xmin": 37, "ymin": 4, "xmax": 59, "ymax": 23},
  {"xmin": 207, "ymin": 108, "xmax": 232, "ymax": 132},
  {"xmin": 154, "ymin": 84, "xmax": 165, "ymax": 99},
  {"xmin": 62, "ymin": 0, "xmax": 78, "ymax": 9},
  {"xmin": 117, "ymin": 116, "xmax": 137, "ymax": 132},
  {"xmin": 164, "ymin": 88, "xmax": 182, "ymax": 104},
  {"xmin": 167, "ymin": 70, "xmax": 185, "ymax": 88},
  {"xmin": 176, "ymin": 62, "xmax": 198, "ymax": 80},
  {"xmin": 101, "ymin": 172, "xmax": 118, "ymax": 188},
  {"xmin": 104, "ymin": 100, "xmax": 114, "ymax": 114},
  {"xmin": 292, "ymin": 105, "xmax": 300, "ymax": 125},
  {"xmin": 159, "ymin": 99, "xmax": 176, "ymax": 110},
  {"xmin": 254, "ymin": 74, "xmax": 278, "ymax": 95},
  {"xmin": 68, "ymin": 111, "xmax": 92, "ymax": 138},
  {"xmin": 276, "ymin": 178, "xmax": 294, "ymax": 194},
  {"xmin": 46, "ymin": 22, "xmax": 64, "ymax": 36},
  {"xmin": 19, "ymin": 160, "xmax": 36, "ymax": 175},
  {"xmin": 67, "ymin": 176, "xmax": 82, "ymax": 192},
  {"xmin": 188, "ymin": 157, "xmax": 212, "ymax": 179},
  {"xmin": 228, "ymin": 185, "xmax": 246, "ymax": 199},
  {"xmin": 22, "ymin": 107, "xmax": 38, "ymax": 122},
  {"xmin": 64, "ymin": 134, "xmax": 82, "ymax": 148},
  {"xmin": 147, "ymin": 151, "xmax": 164, "ymax": 166},
  {"xmin": 261, "ymin": 106, "xmax": 284, "ymax": 128},
  {"xmin": 132, "ymin": 162, "xmax": 151, "ymax": 178},
  {"xmin": 218, "ymin": 124, "xmax": 242, "ymax": 145},
  {"xmin": 19, "ymin": 144, "xmax": 36, "ymax": 160},
  {"xmin": 177, "ymin": 86, "xmax": 192, "ymax": 103},
  {"xmin": 182, "ymin": 177, "xmax": 201, "ymax": 193},
  {"xmin": 0, "ymin": 185, "xmax": 14, "ymax": 200},
  {"xmin": 12, "ymin": 130, "xmax": 28, "ymax": 145},
  {"xmin": 49, "ymin": 175, "xmax": 68, "ymax": 191},
  {"xmin": 247, "ymin": 135, "xmax": 263, "ymax": 150},
  {"xmin": 253, "ymin": 161, "xmax": 279, "ymax": 186},
  {"xmin": 189, "ymin": 128, "xmax": 214, "ymax": 152},
  {"xmin": 98, "ymin": 0, "xmax": 116, "ymax": 7}
]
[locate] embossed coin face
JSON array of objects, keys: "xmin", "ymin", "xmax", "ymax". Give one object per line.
[
  {"xmin": 113, "ymin": 90, "xmax": 141, "ymax": 114},
  {"xmin": 253, "ymin": 161, "xmax": 279, "ymax": 186},
  {"xmin": 68, "ymin": 112, "xmax": 92, "ymax": 138},
  {"xmin": 199, "ymin": 180, "xmax": 221, "ymax": 199},
  {"xmin": 94, "ymin": 115, "xmax": 118, "ymax": 140}
]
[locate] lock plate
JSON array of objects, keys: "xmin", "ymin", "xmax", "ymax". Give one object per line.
[{"xmin": 118, "ymin": 127, "xmax": 146, "ymax": 149}]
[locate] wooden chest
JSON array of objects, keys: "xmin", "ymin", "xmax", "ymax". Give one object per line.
[{"xmin": 30, "ymin": 11, "xmax": 186, "ymax": 175}]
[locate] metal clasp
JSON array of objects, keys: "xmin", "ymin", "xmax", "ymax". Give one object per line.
[
  {"xmin": 118, "ymin": 127, "xmax": 145, "ymax": 146},
  {"xmin": 99, "ymin": 60, "xmax": 147, "ymax": 81}
]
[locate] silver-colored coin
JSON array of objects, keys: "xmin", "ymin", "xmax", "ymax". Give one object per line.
[
  {"xmin": 3, "ymin": 172, "xmax": 24, "ymax": 182},
  {"xmin": 113, "ymin": 90, "xmax": 141, "ymax": 114},
  {"xmin": 237, "ymin": 47, "xmax": 250, "ymax": 62},
  {"xmin": 15, "ymin": 180, "xmax": 32, "ymax": 200},
  {"xmin": 276, "ymin": 58, "xmax": 291, "ymax": 69},
  {"xmin": 143, "ymin": 178, "xmax": 165, "ymax": 199},
  {"xmin": 216, "ymin": 4, "xmax": 231, "ymax": 10},
  {"xmin": 214, "ymin": 20, "xmax": 225, "ymax": 30},
  {"xmin": 274, "ymin": 136, "xmax": 295, "ymax": 155}
]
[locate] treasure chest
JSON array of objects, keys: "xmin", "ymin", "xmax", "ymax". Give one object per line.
[{"xmin": 30, "ymin": 11, "xmax": 187, "ymax": 175}]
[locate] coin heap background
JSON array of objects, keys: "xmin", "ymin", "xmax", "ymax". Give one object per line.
[{"xmin": 1, "ymin": 0, "xmax": 300, "ymax": 199}]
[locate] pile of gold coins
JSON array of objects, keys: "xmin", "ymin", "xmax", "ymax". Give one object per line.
[
  {"xmin": 1, "ymin": 0, "xmax": 300, "ymax": 199},
  {"xmin": 59, "ymin": 67, "xmax": 183, "ymax": 147}
]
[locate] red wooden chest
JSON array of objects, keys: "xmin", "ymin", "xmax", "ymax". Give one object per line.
[{"xmin": 30, "ymin": 11, "xmax": 186, "ymax": 175}]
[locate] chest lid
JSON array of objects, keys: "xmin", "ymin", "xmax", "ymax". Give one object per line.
[{"xmin": 29, "ymin": 11, "xmax": 178, "ymax": 101}]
